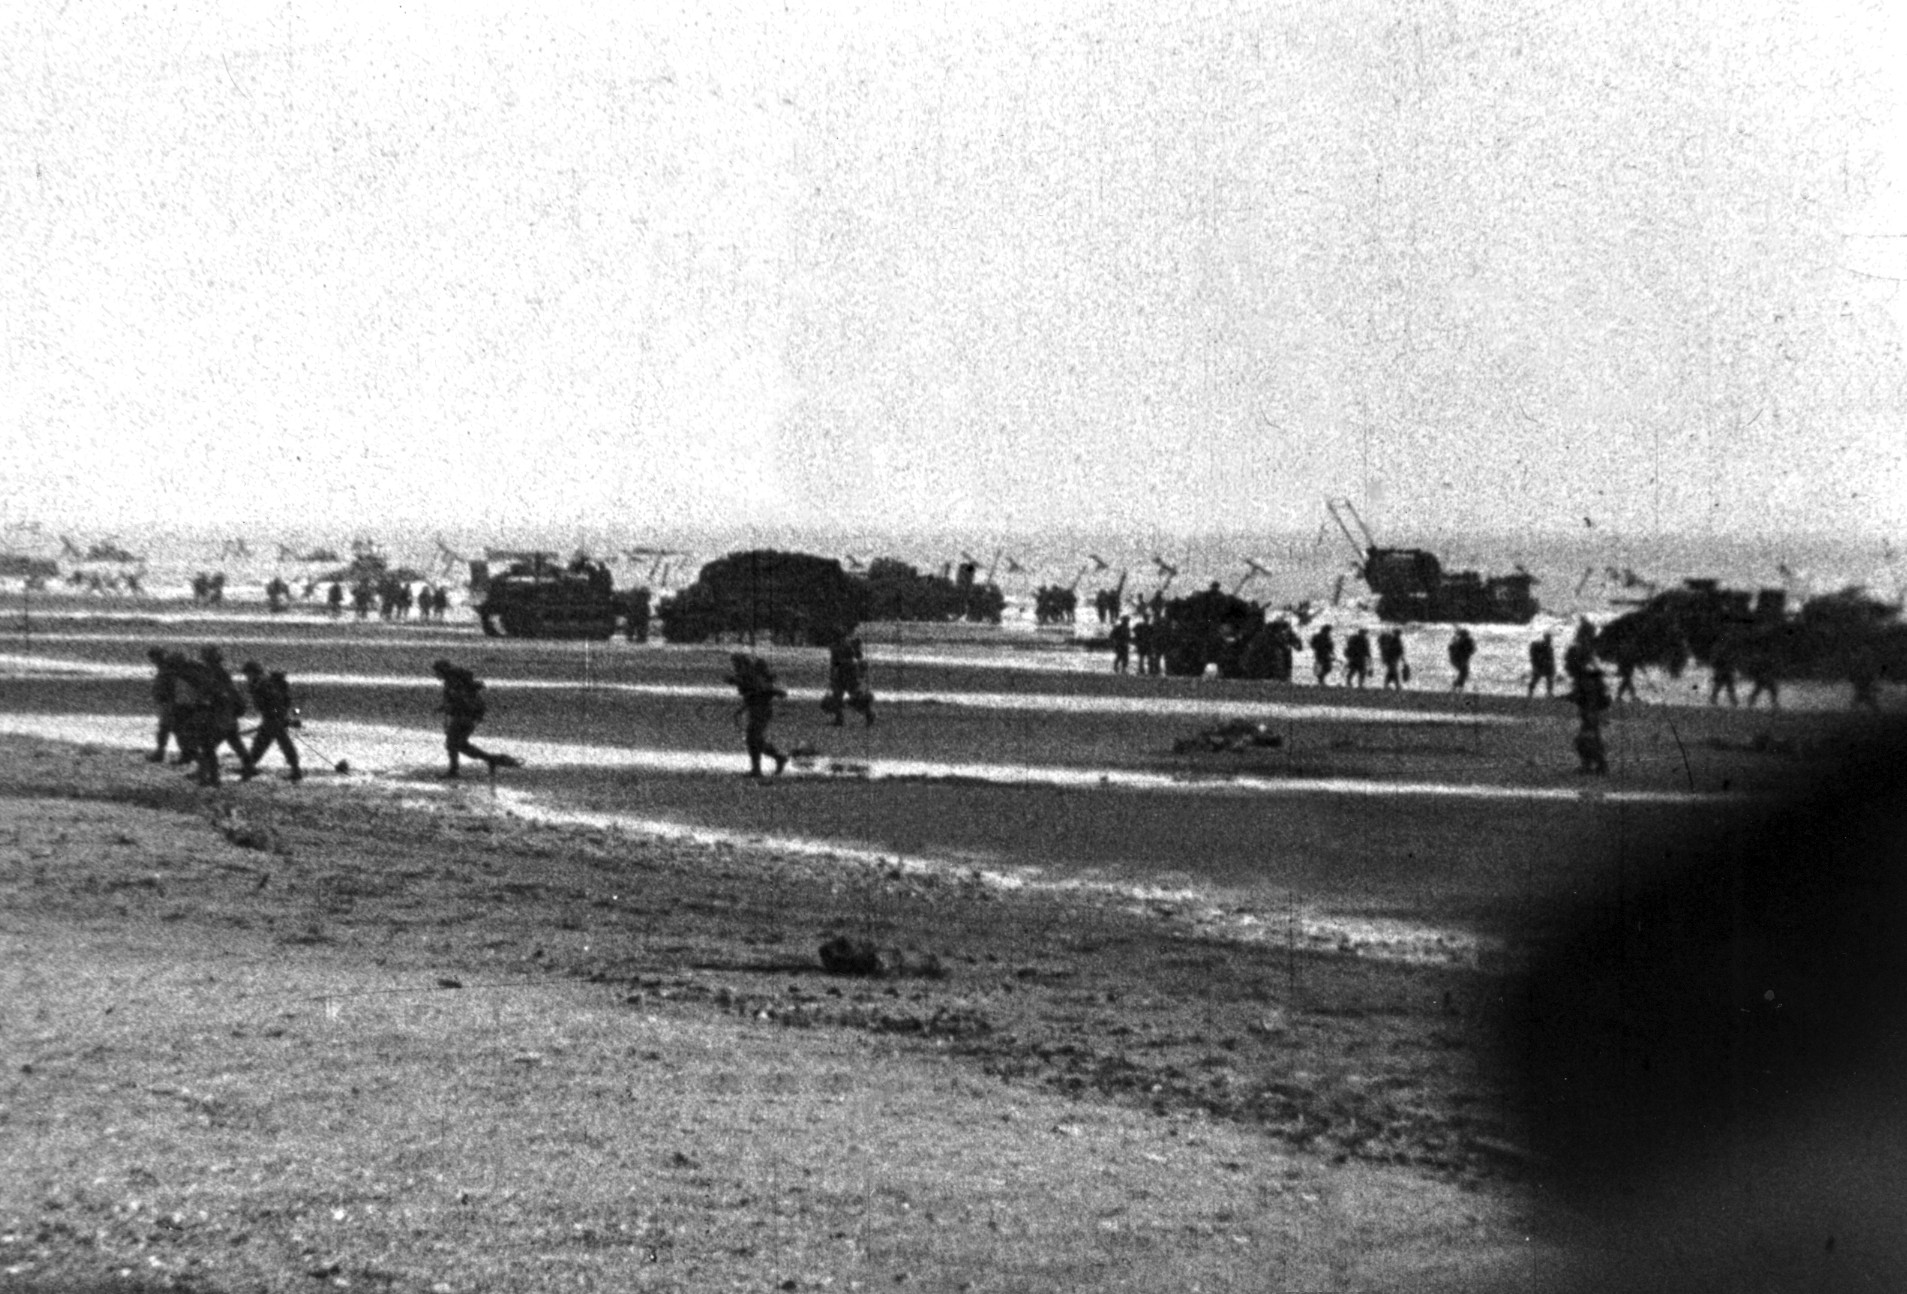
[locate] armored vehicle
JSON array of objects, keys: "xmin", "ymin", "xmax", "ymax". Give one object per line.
[
  {"xmin": 473, "ymin": 552, "xmax": 621, "ymax": 639},
  {"xmin": 1328, "ymin": 499, "xmax": 1539, "ymax": 624}
]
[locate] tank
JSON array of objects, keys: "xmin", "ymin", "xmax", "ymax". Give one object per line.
[{"xmin": 474, "ymin": 555, "xmax": 621, "ymax": 640}]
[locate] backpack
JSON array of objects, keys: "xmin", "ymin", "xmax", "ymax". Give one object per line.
[{"xmin": 442, "ymin": 667, "xmax": 486, "ymax": 720}]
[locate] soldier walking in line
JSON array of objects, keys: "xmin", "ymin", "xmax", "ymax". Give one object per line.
[
  {"xmin": 1343, "ymin": 628, "xmax": 1373, "ymax": 688},
  {"xmin": 1378, "ymin": 628, "xmax": 1409, "ymax": 690},
  {"xmin": 431, "ymin": 659, "xmax": 521, "ymax": 778},
  {"xmin": 200, "ymin": 646, "xmax": 252, "ymax": 771},
  {"xmin": 145, "ymin": 647, "xmax": 189, "ymax": 764},
  {"xmin": 169, "ymin": 647, "xmax": 248, "ymax": 786},
  {"xmin": 1568, "ymin": 663, "xmax": 1613, "ymax": 774},
  {"xmin": 1110, "ymin": 616, "xmax": 1132, "ymax": 674},
  {"xmin": 239, "ymin": 661, "xmax": 302, "ymax": 782},
  {"xmin": 727, "ymin": 652, "xmax": 789, "ymax": 777},
  {"xmin": 1563, "ymin": 617, "xmax": 1597, "ymax": 687},
  {"xmin": 1309, "ymin": 624, "xmax": 1337, "ymax": 686},
  {"xmin": 822, "ymin": 634, "xmax": 875, "ymax": 727},
  {"xmin": 1528, "ymin": 631, "xmax": 1558, "ymax": 698},
  {"xmin": 1448, "ymin": 627, "xmax": 1477, "ymax": 692}
]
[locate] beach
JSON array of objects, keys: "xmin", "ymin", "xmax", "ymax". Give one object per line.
[{"xmin": 5, "ymin": 598, "xmax": 1901, "ymax": 1290}]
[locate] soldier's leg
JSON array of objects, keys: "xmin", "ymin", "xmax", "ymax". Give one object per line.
[
  {"xmin": 744, "ymin": 721, "xmax": 766, "ymax": 776},
  {"xmin": 444, "ymin": 719, "xmax": 475, "ymax": 776},
  {"xmin": 243, "ymin": 726, "xmax": 270, "ymax": 779},
  {"xmin": 276, "ymin": 728, "xmax": 303, "ymax": 779}
]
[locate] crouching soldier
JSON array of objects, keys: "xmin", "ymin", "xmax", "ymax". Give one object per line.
[
  {"xmin": 727, "ymin": 652, "xmax": 788, "ymax": 777},
  {"xmin": 431, "ymin": 659, "xmax": 520, "ymax": 779},
  {"xmin": 240, "ymin": 661, "xmax": 302, "ymax": 782}
]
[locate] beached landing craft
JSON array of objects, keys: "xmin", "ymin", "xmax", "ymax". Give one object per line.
[{"xmin": 1326, "ymin": 499, "xmax": 1539, "ymax": 624}]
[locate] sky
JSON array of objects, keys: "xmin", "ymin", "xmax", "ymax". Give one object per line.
[{"xmin": 4, "ymin": 0, "xmax": 1906, "ymax": 544}]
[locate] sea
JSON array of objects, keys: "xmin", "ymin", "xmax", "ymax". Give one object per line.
[{"xmin": 5, "ymin": 519, "xmax": 1898, "ymax": 627}]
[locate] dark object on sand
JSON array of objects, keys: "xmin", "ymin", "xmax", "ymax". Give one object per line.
[
  {"xmin": 818, "ymin": 936, "xmax": 946, "ymax": 979},
  {"xmin": 1174, "ymin": 720, "xmax": 1285, "ymax": 755}
]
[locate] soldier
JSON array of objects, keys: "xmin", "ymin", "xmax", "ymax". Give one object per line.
[
  {"xmin": 145, "ymin": 647, "xmax": 188, "ymax": 764},
  {"xmin": 727, "ymin": 652, "xmax": 789, "ymax": 777},
  {"xmin": 1563, "ymin": 617, "xmax": 1597, "ymax": 687},
  {"xmin": 326, "ymin": 581, "xmax": 344, "ymax": 617},
  {"xmin": 1309, "ymin": 624, "xmax": 1336, "ymax": 686},
  {"xmin": 1528, "ymin": 631, "xmax": 1558, "ymax": 698},
  {"xmin": 239, "ymin": 661, "xmax": 302, "ymax": 781},
  {"xmin": 170, "ymin": 648, "xmax": 248, "ymax": 786},
  {"xmin": 198, "ymin": 646, "xmax": 252, "ymax": 769},
  {"xmin": 1448, "ymin": 628, "xmax": 1477, "ymax": 692},
  {"xmin": 1131, "ymin": 617, "xmax": 1156, "ymax": 677},
  {"xmin": 431, "ymin": 659, "xmax": 521, "ymax": 778},
  {"xmin": 1568, "ymin": 663, "xmax": 1613, "ymax": 774},
  {"xmin": 821, "ymin": 634, "xmax": 874, "ymax": 727},
  {"xmin": 1110, "ymin": 616, "xmax": 1132, "ymax": 674},
  {"xmin": 1378, "ymin": 628, "xmax": 1409, "ymax": 690},
  {"xmin": 1343, "ymin": 628, "xmax": 1373, "ymax": 688}
]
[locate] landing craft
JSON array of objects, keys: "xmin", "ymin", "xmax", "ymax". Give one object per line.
[
  {"xmin": 63, "ymin": 537, "xmax": 142, "ymax": 563},
  {"xmin": 279, "ymin": 544, "xmax": 342, "ymax": 564},
  {"xmin": 1325, "ymin": 498, "xmax": 1538, "ymax": 624},
  {"xmin": 0, "ymin": 552, "xmax": 58, "ymax": 582}
]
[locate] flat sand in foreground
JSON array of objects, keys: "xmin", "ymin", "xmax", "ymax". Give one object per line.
[{"xmin": 0, "ymin": 735, "xmax": 1559, "ymax": 1293}]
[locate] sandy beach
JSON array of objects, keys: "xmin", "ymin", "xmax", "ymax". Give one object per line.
[{"xmin": 3, "ymin": 609, "xmax": 1902, "ymax": 1291}]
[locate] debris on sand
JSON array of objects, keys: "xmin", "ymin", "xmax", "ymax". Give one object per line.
[
  {"xmin": 216, "ymin": 807, "xmax": 286, "ymax": 855},
  {"xmin": 1173, "ymin": 719, "xmax": 1285, "ymax": 755},
  {"xmin": 1701, "ymin": 731, "xmax": 1798, "ymax": 758},
  {"xmin": 818, "ymin": 935, "xmax": 946, "ymax": 979}
]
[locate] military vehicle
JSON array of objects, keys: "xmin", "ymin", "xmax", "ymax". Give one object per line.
[
  {"xmin": 472, "ymin": 552, "xmax": 624, "ymax": 640},
  {"xmin": 658, "ymin": 550, "xmax": 869, "ymax": 645},
  {"xmin": 0, "ymin": 552, "xmax": 58, "ymax": 582},
  {"xmin": 1327, "ymin": 499, "xmax": 1539, "ymax": 624}
]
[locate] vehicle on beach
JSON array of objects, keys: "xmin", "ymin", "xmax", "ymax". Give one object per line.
[
  {"xmin": 1596, "ymin": 576, "xmax": 1905, "ymax": 704},
  {"xmin": 472, "ymin": 552, "xmax": 628, "ymax": 640},
  {"xmin": 1328, "ymin": 499, "xmax": 1539, "ymax": 624},
  {"xmin": 0, "ymin": 551, "xmax": 59, "ymax": 583},
  {"xmin": 659, "ymin": 549, "xmax": 869, "ymax": 646}
]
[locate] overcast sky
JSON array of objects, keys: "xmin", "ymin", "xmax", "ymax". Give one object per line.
[{"xmin": 5, "ymin": 0, "xmax": 1905, "ymax": 541}]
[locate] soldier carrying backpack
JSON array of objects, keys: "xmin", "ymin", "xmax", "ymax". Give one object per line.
[{"xmin": 431, "ymin": 659, "xmax": 521, "ymax": 779}]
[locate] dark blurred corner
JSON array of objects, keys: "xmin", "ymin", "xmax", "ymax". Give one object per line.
[{"xmin": 1492, "ymin": 716, "xmax": 1907, "ymax": 1292}]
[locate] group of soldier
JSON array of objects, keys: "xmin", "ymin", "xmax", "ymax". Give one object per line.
[
  {"xmin": 146, "ymin": 648, "xmax": 524, "ymax": 785},
  {"xmin": 147, "ymin": 646, "xmax": 303, "ymax": 787},
  {"xmin": 328, "ymin": 579, "xmax": 452, "ymax": 621},
  {"xmin": 720, "ymin": 634, "xmax": 878, "ymax": 779}
]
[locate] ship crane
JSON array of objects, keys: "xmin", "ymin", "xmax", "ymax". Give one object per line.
[{"xmin": 1325, "ymin": 498, "xmax": 1377, "ymax": 569}]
